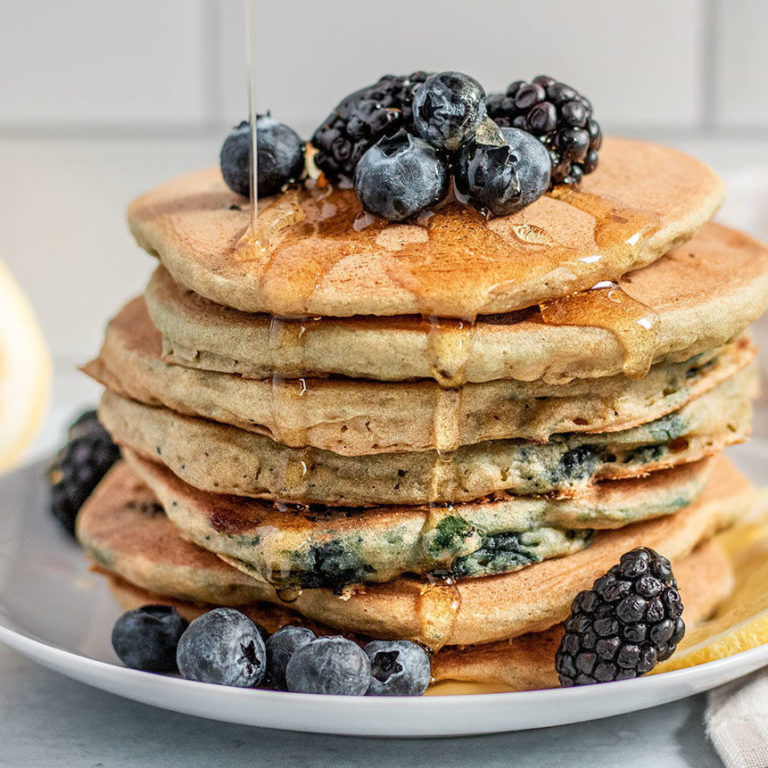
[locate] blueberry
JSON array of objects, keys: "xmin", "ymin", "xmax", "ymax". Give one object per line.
[
  {"xmin": 219, "ymin": 116, "xmax": 305, "ymax": 198},
  {"xmin": 111, "ymin": 605, "xmax": 188, "ymax": 672},
  {"xmin": 265, "ymin": 625, "xmax": 316, "ymax": 690},
  {"xmin": 220, "ymin": 121, "xmax": 252, "ymax": 197},
  {"xmin": 364, "ymin": 640, "xmax": 431, "ymax": 696},
  {"xmin": 176, "ymin": 608, "xmax": 266, "ymax": 687},
  {"xmin": 412, "ymin": 71, "xmax": 487, "ymax": 151},
  {"xmin": 285, "ymin": 636, "xmax": 371, "ymax": 695},
  {"xmin": 354, "ymin": 129, "xmax": 449, "ymax": 221},
  {"xmin": 456, "ymin": 125, "xmax": 551, "ymax": 216}
]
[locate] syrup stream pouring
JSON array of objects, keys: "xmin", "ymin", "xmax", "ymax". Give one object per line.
[{"xmin": 246, "ymin": 0, "xmax": 259, "ymax": 233}]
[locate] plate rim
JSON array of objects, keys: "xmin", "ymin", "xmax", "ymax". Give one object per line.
[{"xmin": 1, "ymin": 616, "xmax": 767, "ymax": 737}]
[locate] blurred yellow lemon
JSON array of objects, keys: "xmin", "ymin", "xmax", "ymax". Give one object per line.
[
  {"xmin": 656, "ymin": 501, "xmax": 768, "ymax": 672},
  {"xmin": 0, "ymin": 260, "xmax": 51, "ymax": 473}
]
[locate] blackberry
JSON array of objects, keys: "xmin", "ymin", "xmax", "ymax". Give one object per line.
[
  {"xmin": 486, "ymin": 75, "xmax": 602, "ymax": 186},
  {"xmin": 49, "ymin": 410, "xmax": 120, "ymax": 535},
  {"xmin": 311, "ymin": 72, "xmax": 431, "ymax": 183},
  {"xmin": 555, "ymin": 547, "xmax": 685, "ymax": 686},
  {"xmin": 67, "ymin": 409, "xmax": 105, "ymax": 441}
]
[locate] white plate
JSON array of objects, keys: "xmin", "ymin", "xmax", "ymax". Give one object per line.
[{"xmin": 1, "ymin": 443, "xmax": 767, "ymax": 738}]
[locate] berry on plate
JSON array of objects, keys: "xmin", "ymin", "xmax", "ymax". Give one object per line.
[
  {"xmin": 49, "ymin": 410, "xmax": 120, "ymax": 536},
  {"xmin": 555, "ymin": 547, "xmax": 685, "ymax": 685},
  {"xmin": 364, "ymin": 640, "xmax": 431, "ymax": 696},
  {"xmin": 176, "ymin": 608, "xmax": 267, "ymax": 688},
  {"xmin": 285, "ymin": 636, "xmax": 371, "ymax": 695},
  {"xmin": 265, "ymin": 624, "xmax": 316, "ymax": 690},
  {"xmin": 111, "ymin": 605, "xmax": 188, "ymax": 673}
]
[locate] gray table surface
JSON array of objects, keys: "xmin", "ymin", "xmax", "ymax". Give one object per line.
[{"xmin": 0, "ymin": 644, "xmax": 723, "ymax": 768}]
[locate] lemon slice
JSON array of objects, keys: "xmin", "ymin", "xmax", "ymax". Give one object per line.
[
  {"xmin": 656, "ymin": 497, "xmax": 768, "ymax": 672},
  {"xmin": 0, "ymin": 260, "xmax": 51, "ymax": 472}
]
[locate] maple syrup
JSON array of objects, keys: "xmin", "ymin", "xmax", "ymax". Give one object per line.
[
  {"xmin": 415, "ymin": 572, "xmax": 463, "ymax": 652},
  {"xmin": 233, "ymin": 174, "xmax": 662, "ymax": 322},
  {"xmin": 535, "ymin": 186, "xmax": 662, "ymax": 378},
  {"xmin": 413, "ymin": 316, "xmax": 469, "ymax": 649},
  {"xmin": 233, "ymin": 177, "xmax": 666, "ymax": 391},
  {"xmin": 425, "ymin": 317, "xmax": 477, "ymax": 389},
  {"xmin": 540, "ymin": 281, "xmax": 660, "ymax": 379},
  {"xmin": 267, "ymin": 316, "xmax": 312, "ymax": 444}
]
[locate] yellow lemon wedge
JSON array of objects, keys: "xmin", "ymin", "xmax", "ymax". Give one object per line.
[
  {"xmin": 655, "ymin": 495, "xmax": 768, "ymax": 672},
  {"xmin": 0, "ymin": 259, "xmax": 51, "ymax": 473}
]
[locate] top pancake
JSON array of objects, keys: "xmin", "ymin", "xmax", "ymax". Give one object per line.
[{"xmin": 128, "ymin": 138, "xmax": 723, "ymax": 319}]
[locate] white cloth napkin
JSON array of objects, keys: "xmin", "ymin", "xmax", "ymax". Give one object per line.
[{"xmin": 707, "ymin": 669, "xmax": 768, "ymax": 768}]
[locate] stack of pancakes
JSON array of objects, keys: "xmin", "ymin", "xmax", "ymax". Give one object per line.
[{"xmin": 79, "ymin": 137, "xmax": 768, "ymax": 690}]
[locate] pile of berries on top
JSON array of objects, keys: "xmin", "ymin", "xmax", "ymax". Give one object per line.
[
  {"xmin": 220, "ymin": 72, "xmax": 602, "ymax": 222},
  {"xmin": 112, "ymin": 605, "xmax": 431, "ymax": 696}
]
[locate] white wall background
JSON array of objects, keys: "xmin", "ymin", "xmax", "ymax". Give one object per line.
[{"xmin": 1, "ymin": 0, "xmax": 768, "ymax": 375}]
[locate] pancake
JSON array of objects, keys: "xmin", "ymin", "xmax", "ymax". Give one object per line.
[
  {"xmin": 99, "ymin": 365, "xmax": 755, "ymax": 505},
  {"xmin": 146, "ymin": 223, "xmax": 768, "ymax": 385},
  {"xmin": 77, "ymin": 457, "xmax": 753, "ymax": 649},
  {"xmin": 85, "ymin": 296, "xmax": 756, "ymax": 455},
  {"xmin": 125, "ymin": 449, "xmax": 712, "ymax": 588},
  {"xmin": 127, "ymin": 138, "xmax": 723, "ymax": 319},
  {"xmin": 104, "ymin": 539, "xmax": 734, "ymax": 690}
]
